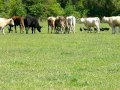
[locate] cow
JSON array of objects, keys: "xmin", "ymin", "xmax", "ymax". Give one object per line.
[
  {"xmin": 0, "ymin": 18, "xmax": 14, "ymax": 34},
  {"xmin": 55, "ymin": 16, "xmax": 66, "ymax": 33},
  {"xmin": 9, "ymin": 16, "xmax": 24, "ymax": 33},
  {"xmin": 48, "ymin": 16, "xmax": 56, "ymax": 33},
  {"xmin": 24, "ymin": 16, "xmax": 42, "ymax": 34},
  {"xmin": 80, "ymin": 17, "xmax": 100, "ymax": 33},
  {"xmin": 102, "ymin": 16, "xmax": 120, "ymax": 34},
  {"xmin": 65, "ymin": 16, "xmax": 76, "ymax": 33}
]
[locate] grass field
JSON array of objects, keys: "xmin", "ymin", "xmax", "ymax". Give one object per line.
[{"xmin": 0, "ymin": 22, "xmax": 120, "ymax": 90}]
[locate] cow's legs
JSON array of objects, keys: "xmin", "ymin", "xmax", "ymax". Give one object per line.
[
  {"xmin": 1, "ymin": 27, "xmax": 5, "ymax": 35},
  {"xmin": 87, "ymin": 27, "xmax": 91, "ymax": 33},
  {"xmin": 32, "ymin": 27, "xmax": 34, "ymax": 34},
  {"xmin": 96, "ymin": 26, "xmax": 100, "ymax": 33},
  {"xmin": 20, "ymin": 25, "xmax": 24, "ymax": 33},
  {"xmin": 70, "ymin": 25, "xmax": 75, "ymax": 33},
  {"xmin": 31, "ymin": 27, "xmax": 35, "ymax": 34},
  {"xmin": 95, "ymin": 22, "xmax": 100, "ymax": 33},
  {"xmin": 96, "ymin": 25, "xmax": 100, "ymax": 33},
  {"xmin": 53, "ymin": 26, "xmax": 56, "ymax": 33},
  {"xmin": 61, "ymin": 26, "xmax": 65, "ymax": 34},
  {"xmin": 15, "ymin": 25, "xmax": 17, "ymax": 33},
  {"xmin": 65, "ymin": 26, "xmax": 69, "ymax": 34},
  {"xmin": 8, "ymin": 26, "xmax": 11, "ymax": 33},
  {"xmin": 26, "ymin": 27, "xmax": 30, "ymax": 34},
  {"xmin": 20, "ymin": 19, "xmax": 24, "ymax": 33},
  {"xmin": 73, "ymin": 26, "xmax": 75, "ymax": 33},
  {"xmin": 112, "ymin": 26, "xmax": 116, "ymax": 34},
  {"xmin": 51, "ymin": 27, "xmax": 53, "ymax": 33}
]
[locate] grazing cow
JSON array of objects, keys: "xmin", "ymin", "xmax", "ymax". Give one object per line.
[
  {"xmin": 9, "ymin": 16, "xmax": 24, "ymax": 33},
  {"xmin": 48, "ymin": 16, "xmax": 56, "ymax": 33},
  {"xmin": 102, "ymin": 16, "xmax": 120, "ymax": 34},
  {"xmin": 80, "ymin": 17, "xmax": 100, "ymax": 33},
  {"xmin": 24, "ymin": 16, "xmax": 42, "ymax": 34},
  {"xmin": 65, "ymin": 16, "xmax": 76, "ymax": 33},
  {"xmin": 0, "ymin": 18, "xmax": 14, "ymax": 34},
  {"xmin": 55, "ymin": 16, "xmax": 66, "ymax": 33}
]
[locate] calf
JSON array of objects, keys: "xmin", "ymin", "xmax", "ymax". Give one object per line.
[{"xmin": 24, "ymin": 16, "xmax": 42, "ymax": 34}]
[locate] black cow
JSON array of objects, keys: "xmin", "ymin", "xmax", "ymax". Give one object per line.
[{"xmin": 24, "ymin": 16, "xmax": 42, "ymax": 34}]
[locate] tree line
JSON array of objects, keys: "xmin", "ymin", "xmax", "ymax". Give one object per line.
[{"xmin": 0, "ymin": 0, "xmax": 120, "ymax": 19}]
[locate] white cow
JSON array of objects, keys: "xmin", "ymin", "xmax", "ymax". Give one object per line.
[
  {"xmin": 66, "ymin": 16, "xmax": 76, "ymax": 33},
  {"xmin": 80, "ymin": 17, "xmax": 100, "ymax": 33},
  {"xmin": 0, "ymin": 18, "xmax": 14, "ymax": 34},
  {"xmin": 102, "ymin": 16, "xmax": 120, "ymax": 34}
]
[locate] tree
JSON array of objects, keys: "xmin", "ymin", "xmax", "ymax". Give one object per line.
[
  {"xmin": 10, "ymin": 0, "xmax": 26, "ymax": 16},
  {"xmin": 0, "ymin": 0, "xmax": 120, "ymax": 19},
  {"xmin": 83, "ymin": 0, "xmax": 115, "ymax": 17},
  {"xmin": 65, "ymin": 0, "xmax": 74, "ymax": 16},
  {"xmin": 112, "ymin": 0, "xmax": 120, "ymax": 15}
]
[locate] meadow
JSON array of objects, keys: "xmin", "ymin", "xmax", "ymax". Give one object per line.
[{"xmin": 0, "ymin": 22, "xmax": 120, "ymax": 90}]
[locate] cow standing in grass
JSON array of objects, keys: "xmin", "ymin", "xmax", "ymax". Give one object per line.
[
  {"xmin": 9, "ymin": 16, "xmax": 24, "ymax": 33},
  {"xmin": 55, "ymin": 16, "xmax": 66, "ymax": 33},
  {"xmin": 80, "ymin": 17, "xmax": 100, "ymax": 33},
  {"xmin": 24, "ymin": 16, "xmax": 42, "ymax": 34},
  {"xmin": 48, "ymin": 16, "xmax": 56, "ymax": 33},
  {"xmin": 0, "ymin": 18, "xmax": 14, "ymax": 35},
  {"xmin": 65, "ymin": 16, "xmax": 76, "ymax": 33},
  {"xmin": 102, "ymin": 16, "xmax": 120, "ymax": 34}
]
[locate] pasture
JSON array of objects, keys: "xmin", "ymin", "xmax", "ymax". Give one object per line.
[{"xmin": 0, "ymin": 22, "xmax": 120, "ymax": 90}]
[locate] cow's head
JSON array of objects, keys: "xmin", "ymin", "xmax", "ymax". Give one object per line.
[
  {"xmin": 10, "ymin": 19, "xmax": 15, "ymax": 26},
  {"xmin": 37, "ymin": 26, "xmax": 42, "ymax": 32},
  {"xmin": 102, "ymin": 16, "xmax": 109, "ymax": 23},
  {"xmin": 80, "ymin": 18, "xmax": 85, "ymax": 23}
]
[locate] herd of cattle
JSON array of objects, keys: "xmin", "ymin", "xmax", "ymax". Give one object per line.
[
  {"xmin": 1, "ymin": 15, "xmax": 120, "ymax": 34},
  {"xmin": 0, "ymin": 16, "xmax": 42, "ymax": 34}
]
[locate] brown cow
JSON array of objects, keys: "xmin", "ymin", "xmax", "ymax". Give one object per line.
[
  {"xmin": 55, "ymin": 16, "xmax": 66, "ymax": 33},
  {"xmin": 48, "ymin": 16, "xmax": 56, "ymax": 33},
  {"xmin": 9, "ymin": 16, "xmax": 24, "ymax": 33}
]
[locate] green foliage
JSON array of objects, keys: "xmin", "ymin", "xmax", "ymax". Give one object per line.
[
  {"xmin": 65, "ymin": 3, "xmax": 74, "ymax": 16},
  {"xmin": 46, "ymin": 3, "xmax": 65, "ymax": 17},
  {"xmin": 112, "ymin": 0, "xmax": 120, "ymax": 15},
  {"xmin": 83, "ymin": 0, "xmax": 115, "ymax": 17},
  {"xmin": 0, "ymin": 0, "xmax": 120, "ymax": 18},
  {"xmin": 10, "ymin": 0, "xmax": 26, "ymax": 16}
]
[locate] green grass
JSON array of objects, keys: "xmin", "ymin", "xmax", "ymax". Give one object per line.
[{"xmin": 0, "ymin": 22, "xmax": 120, "ymax": 90}]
